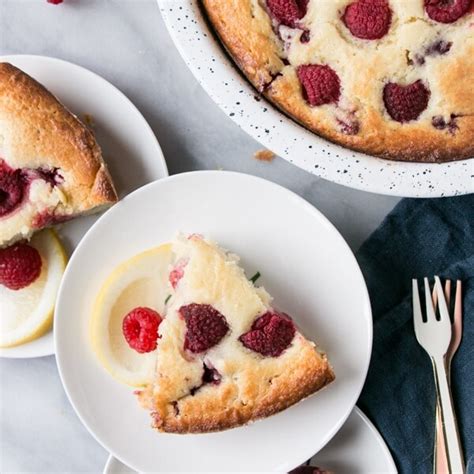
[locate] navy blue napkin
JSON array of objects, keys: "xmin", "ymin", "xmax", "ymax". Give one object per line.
[{"xmin": 356, "ymin": 195, "xmax": 474, "ymax": 473}]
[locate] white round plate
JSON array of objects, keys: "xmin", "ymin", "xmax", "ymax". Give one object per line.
[
  {"xmin": 0, "ymin": 55, "xmax": 168, "ymax": 359},
  {"xmin": 104, "ymin": 456, "xmax": 136, "ymax": 474},
  {"xmin": 158, "ymin": 1, "xmax": 473, "ymax": 198},
  {"xmin": 55, "ymin": 171, "xmax": 372, "ymax": 472},
  {"xmin": 310, "ymin": 407, "xmax": 397, "ymax": 473},
  {"xmin": 102, "ymin": 407, "xmax": 396, "ymax": 474}
]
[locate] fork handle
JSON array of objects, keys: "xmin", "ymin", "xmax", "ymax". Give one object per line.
[{"xmin": 432, "ymin": 356, "xmax": 465, "ymax": 474}]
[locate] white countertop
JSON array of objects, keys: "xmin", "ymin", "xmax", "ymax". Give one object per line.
[{"xmin": 0, "ymin": 1, "xmax": 399, "ymax": 472}]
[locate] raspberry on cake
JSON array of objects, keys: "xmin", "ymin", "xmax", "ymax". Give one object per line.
[
  {"xmin": 425, "ymin": 0, "xmax": 472, "ymax": 24},
  {"xmin": 383, "ymin": 80, "xmax": 431, "ymax": 123},
  {"xmin": 239, "ymin": 311, "xmax": 296, "ymax": 357},
  {"xmin": 266, "ymin": 0, "xmax": 310, "ymax": 27},
  {"xmin": 297, "ymin": 64, "xmax": 341, "ymax": 106},
  {"xmin": 202, "ymin": 0, "xmax": 474, "ymax": 162},
  {"xmin": 136, "ymin": 235, "xmax": 334, "ymax": 433},
  {"xmin": 0, "ymin": 63, "xmax": 117, "ymax": 248},
  {"xmin": 343, "ymin": 0, "xmax": 392, "ymax": 40},
  {"xmin": 180, "ymin": 303, "xmax": 230, "ymax": 353}
]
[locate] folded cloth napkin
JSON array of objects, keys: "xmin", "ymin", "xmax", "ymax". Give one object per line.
[{"xmin": 356, "ymin": 195, "xmax": 474, "ymax": 473}]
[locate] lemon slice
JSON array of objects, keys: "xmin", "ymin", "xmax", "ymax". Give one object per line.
[
  {"xmin": 0, "ymin": 230, "xmax": 67, "ymax": 348},
  {"xmin": 91, "ymin": 244, "xmax": 173, "ymax": 387}
]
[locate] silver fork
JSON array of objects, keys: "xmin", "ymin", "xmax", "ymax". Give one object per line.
[{"xmin": 412, "ymin": 276, "xmax": 465, "ymax": 474}]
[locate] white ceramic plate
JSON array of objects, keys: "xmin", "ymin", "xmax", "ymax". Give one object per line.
[
  {"xmin": 311, "ymin": 407, "xmax": 397, "ymax": 473},
  {"xmin": 158, "ymin": 1, "xmax": 473, "ymax": 198},
  {"xmin": 103, "ymin": 407, "xmax": 397, "ymax": 474},
  {"xmin": 0, "ymin": 55, "xmax": 168, "ymax": 359},
  {"xmin": 55, "ymin": 171, "xmax": 372, "ymax": 472}
]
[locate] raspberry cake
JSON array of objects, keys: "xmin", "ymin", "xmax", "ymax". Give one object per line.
[
  {"xmin": 137, "ymin": 235, "xmax": 334, "ymax": 433},
  {"xmin": 0, "ymin": 63, "xmax": 117, "ymax": 248},
  {"xmin": 202, "ymin": 0, "xmax": 474, "ymax": 162}
]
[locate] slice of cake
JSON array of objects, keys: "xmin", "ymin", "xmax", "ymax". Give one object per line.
[
  {"xmin": 137, "ymin": 235, "xmax": 334, "ymax": 433},
  {"xmin": 0, "ymin": 63, "xmax": 117, "ymax": 247}
]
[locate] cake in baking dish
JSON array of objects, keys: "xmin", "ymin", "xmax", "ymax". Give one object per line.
[
  {"xmin": 0, "ymin": 63, "xmax": 117, "ymax": 248},
  {"xmin": 202, "ymin": 0, "xmax": 474, "ymax": 162},
  {"xmin": 137, "ymin": 234, "xmax": 334, "ymax": 433}
]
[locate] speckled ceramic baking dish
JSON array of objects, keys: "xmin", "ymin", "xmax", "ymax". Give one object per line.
[{"xmin": 158, "ymin": 0, "xmax": 473, "ymax": 197}]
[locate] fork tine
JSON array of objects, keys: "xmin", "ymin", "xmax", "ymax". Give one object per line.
[
  {"xmin": 444, "ymin": 280, "xmax": 451, "ymax": 307},
  {"xmin": 412, "ymin": 279, "xmax": 423, "ymax": 328},
  {"xmin": 424, "ymin": 278, "xmax": 436, "ymax": 322},
  {"xmin": 454, "ymin": 280, "xmax": 462, "ymax": 328},
  {"xmin": 432, "ymin": 286, "xmax": 437, "ymax": 311},
  {"xmin": 447, "ymin": 280, "xmax": 463, "ymax": 371},
  {"xmin": 432, "ymin": 279, "xmax": 451, "ymax": 317},
  {"xmin": 434, "ymin": 276, "xmax": 450, "ymax": 322}
]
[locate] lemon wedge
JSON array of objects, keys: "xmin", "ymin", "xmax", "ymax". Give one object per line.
[
  {"xmin": 0, "ymin": 230, "xmax": 67, "ymax": 348},
  {"xmin": 91, "ymin": 244, "xmax": 173, "ymax": 387}
]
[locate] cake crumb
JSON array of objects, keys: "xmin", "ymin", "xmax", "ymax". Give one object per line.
[{"xmin": 254, "ymin": 149, "xmax": 275, "ymax": 162}]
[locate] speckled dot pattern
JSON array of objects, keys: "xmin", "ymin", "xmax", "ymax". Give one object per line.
[{"xmin": 158, "ymin": 0, "xmax": 473, "ymax": 197}]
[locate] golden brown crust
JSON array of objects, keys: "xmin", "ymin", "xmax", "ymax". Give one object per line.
[
  {"xmin": 203, "ymin": 0, "xmax": 285, "ymax": 90},
  {"xmin": 138, "ymin": 340, "xmax": 334, "ymax": 433},
  {"xmin": 91, "ymin": 164, "xmax": 117, "ymax": 205},
  {"xmin": 149, "ymin": 347, "xmax": 334, "ymax": 433},
  {"xmin": 0, "ymin": 63, "xmax": 117, "ymax": 245},
  {"xmin": 201, "ymin": 0, "xmax": 474, "ymax": 163}
]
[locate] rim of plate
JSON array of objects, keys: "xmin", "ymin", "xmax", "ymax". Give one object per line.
[
  {"xmin": 0, "ymin": 54, "xmax": 168, "ymax": 359},
  {"xmin": 157, "ymin": 0, "xmax": 473, "ymax": 198},
  {"xmin": 103, "ymin": 407, "xmax": 397, "ymax": 474},
  {"xmin": 354, "ymin": 408, "xmax": 398, "ymax": 473},
  {"xmin": 54, "ymin": 170, "xmax": 372, "ymax": 472}
]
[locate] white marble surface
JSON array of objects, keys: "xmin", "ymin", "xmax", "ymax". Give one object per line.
[{"xmin": 0, "ymin": 1, "xmax": 399, "ymax": 472}]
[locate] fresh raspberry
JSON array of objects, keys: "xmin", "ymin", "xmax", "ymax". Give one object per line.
[
  {"xmin": 47, "ymin": 0, "xmax": 63, "ymax": 4},
  {"xmin": 0, "ymin": 243, "xmax": 42, "ymax": 291},
  {"xmin": 266, "ymin": 0, "xmax": 309, "ymax": 27},
  {"xmin": 122, "ymin": 307, "xmax": 162, "ymax": 353},
  {"xmin": 383, "ymin": 80, "xmax": 430, "ymax": 123},
  {"xmin": 0, "ymin": 160, "xmax": 26, "ymax": 218},
  {"xmin": 239, "ymin": 311, "xmax": 296, "ymax": 357},
  {"xmin": 425, "ymin": 0, "xmax": 471, "ymax": 23},
  {"xmin": 169, "ymin": 258, "xmax": 188, "ymax": 289},
  {"xmin": 180, "ymin": 304, "xmax": 229, "ymax": 353},
  {"xmin": 297, "ymin": 64, "xmax": 341, "ymax": 106},
  {"xmin": 342, "ymin": 0, "xmax": 392, "ymax": 40}
]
